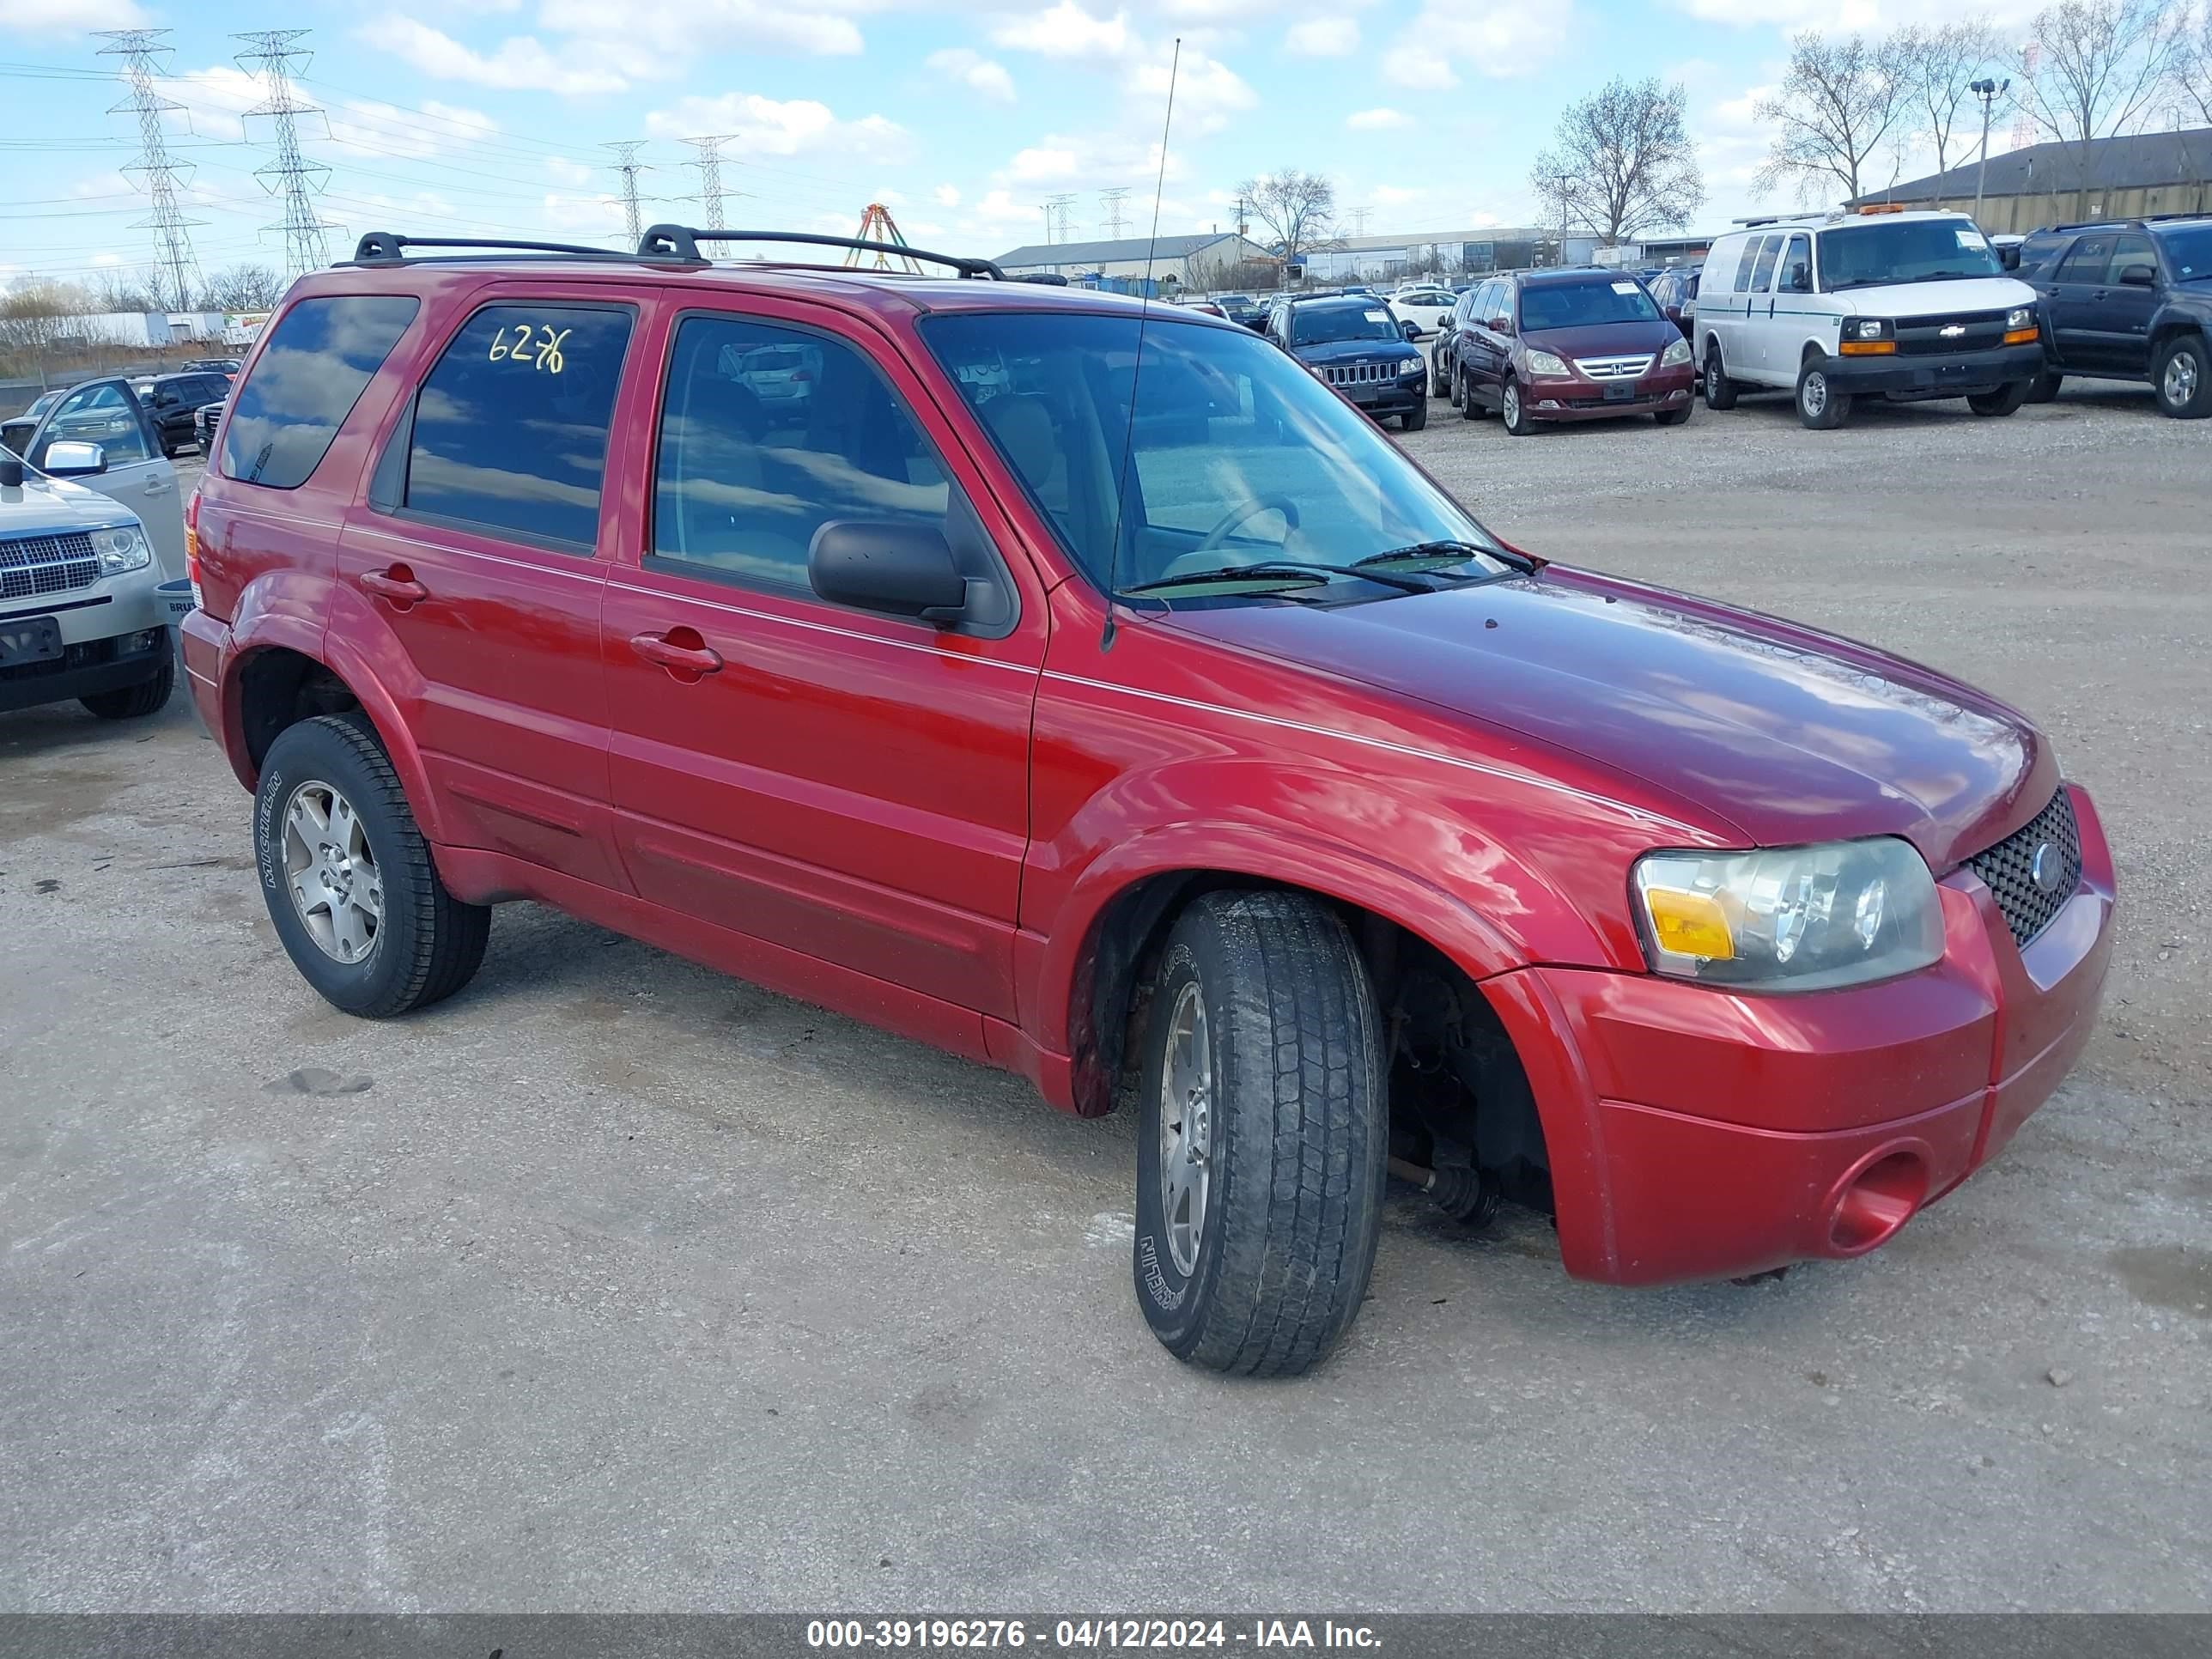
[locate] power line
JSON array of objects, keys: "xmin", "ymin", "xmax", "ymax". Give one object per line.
[
  {"xmin": 679, "ymin": 134, "xmax": 743, "ymax": 231},
  {"xmin": 1047, "ymin": 191, "xmax": 1076, "ymax": 243},
  {"xmin": 603, "ymin": 140, "xmax": 649, "ymax": 244},
  {"xmin": 92, "ymin": 30, "xmax": 203, "ymax": 311},
  {"xmin": 1099, "ymin": 185, "xmax": 1130, "ymax": 238},
  {"xmin": 234, "ymin": 30, "xmax": 342, "ymax": 278}
]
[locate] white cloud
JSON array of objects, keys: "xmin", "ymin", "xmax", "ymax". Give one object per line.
[
  {"xmin": 644, "ymin": 94, "xmax": 909, "ymax": 164},
  {"xmin": 545, "ymin": 156, "xmax": 598, "ymax": 187},
  {"xmin": 1284, "ymin": 17, "xmax": 1358, "ymax": 56},
  {"xmin": 2, "ymin": 0, "xmax": 149, "ymax": 37},
  {"xmin": 358, "ymin": 18, "xmax": 629, "ymax": 94},
  {"xmin": 1676, "ymin": 0, "xmax": 2037, "ymax": 25},
  {"xmin": 1346, "ymin": 107, "xmax": 1411, "ymax": 131},
  {"xmin": 1125, "ymin": 40, "xmax": 1255, "ymax": 135},
  {"xmin": 538, "ymin": 0, "xmax": 866, "ymax": 60},
  {"xmin": 925, "ymin": 47, "xmax": 1017, "ymax": 103},
  {"xmin": 1009, "ymin": 144, "xmax": 1083, "ymax": 184},
  {"xmin": 325, "ymin": 98, "xmax": 500, "ymax": 161},
  {"xmin": 934, "ymin": 184, "xmax": 962, "ymax": 206},
  {"xmin": 991, "ymin": 1, "xmax": 1134, "ymax": 60},
  {"xmin": 1383, "ymin": 0, "xmax": 1571, "ymax": 88}
]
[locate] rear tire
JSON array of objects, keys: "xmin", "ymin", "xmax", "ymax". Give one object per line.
[
  {"xmin": 1702, "ymin": 343, "xmax": 1738, "ymax": 410},
  {"xmin": 1968, "ymin": 381, "xmax": 2027, "ymax": 417},
  {"xmin": 255, "ymin": 712, "xmax": 490, "ymax": 1019},
  {"xmin": 1456, "ymin": 366, "xmax": 1480, "ymax": 420},
  {"xmin": 79, "ymin": 652, "xmax": 173, "ymax": 720},
  {"xmin": 1428, "ymin": 353, "xmax": 1449, "ymax": 398},
  {"xmin": 2025, "ymin": 371, "xmax": 2063, "ymax": 404},
  {"xmin": 1400, "ymin": 401, "xmax": 1427, "ymax": 432},
  {"xmin": 1132, "ymin": 890, "xmax": 1388, "ymax": 1377},
  {"xmin": 1501, "ymin": 375, "xmax": 1535, "ymax": 435},
  {"xmin": 1796, "ymin": 356, "xmax": 1850, "ymax": 429},
  {"xmin": 1653, "ymin": 406, "xmax": 1689, "ymax": 426},
  {"xmin": 2154, "ymin": 333, "xmax": 2210, "ymax": 418}
]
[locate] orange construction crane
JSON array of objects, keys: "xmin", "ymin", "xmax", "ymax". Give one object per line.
[{"xmin": 846, "ymin": 204, "xmax": 924, "ymax": 274}]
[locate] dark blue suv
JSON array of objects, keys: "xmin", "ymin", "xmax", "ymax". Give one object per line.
[
  {"xmin": 2015, "ymin": 216, "xmax": 2212, "ymax": 417},
  {"xmin": 1263, "ymin": 294, "xmax": 1427, "ymax": 430}
]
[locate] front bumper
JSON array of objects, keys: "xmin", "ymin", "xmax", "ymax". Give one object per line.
[
  {"xmin": 0, "ymin": 625, "xmax": 170, "ymax": 713},
  {"xmin": 1823, "ymin": 341, "xmax": 2045, "ymax": 398},
  {"xmin": 1484, "ymin": 783, "xmax": 2116, "ymax": 1285},
  {"xmin": 1526, "ymin": 365, "xmax": 1698, "ymax": 422},
  {"xmin": 1345, "ymin": 380, "xmax": 1427, "ymax": 418}
]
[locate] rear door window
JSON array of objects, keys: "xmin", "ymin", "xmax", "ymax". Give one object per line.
[
  {"xmin": 2054, "ymin": 234, "xmax": 2112, "ymax": 284},
  {"xmin": 1732, "ymin": 238, "xmax": 1764, "ymax": 292},
  {"xmin": 402, "ymin": 302, "xmax": 634, "ymax": 550},
  {"xmin": 220, "ymin": 295, "xmax": 418, "ymax": 489}
]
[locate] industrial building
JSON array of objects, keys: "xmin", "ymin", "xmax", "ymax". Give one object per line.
[
  {"xmin": 991, "ymin": 231, "xmax": 1275, "ymax": 288},
  {"xmin": 1851, "ymin": 128, "xmax": 2212, "ymax": 232}
]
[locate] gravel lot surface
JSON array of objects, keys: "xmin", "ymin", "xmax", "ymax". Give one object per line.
[{"xmin": 3, "ymin": 391, "xmax": 2208, "ymax": 1615}]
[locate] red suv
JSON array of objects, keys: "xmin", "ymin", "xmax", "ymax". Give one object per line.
[
  {"xmin": 1448, "ymin": 268, "xmax": 1697, "ymax": 433},
  {"xmin": 183, "ymin": 228, "xmax": 2114, "ymax": 1376}
]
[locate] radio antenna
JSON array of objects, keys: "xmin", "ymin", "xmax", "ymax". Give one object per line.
[{"xmin": 1100, "ymin": 36, "xmax": 1180, "ymax": 652}]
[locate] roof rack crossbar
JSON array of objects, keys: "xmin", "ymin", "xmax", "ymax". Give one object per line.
[
  {"xmin": 347, "ymin": 230, "xmax": 673, "ymax": 264},
  {"xmin": 636, "ymin": 224, "xmax": 1006, "ymax": 279},
  {"xmin": 2050, "ymin": 212, "xmax": 2207, "ymax": 233}
]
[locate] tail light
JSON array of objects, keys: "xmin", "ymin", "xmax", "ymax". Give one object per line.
[{"xmin": 185, "ymin": 485, "xmax": 204, "ymax": 611}]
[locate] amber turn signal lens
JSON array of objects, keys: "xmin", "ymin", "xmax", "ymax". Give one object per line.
[
  {"xmin": 1642, "ymin": 888, "xmax": 1737, "ymax": 961},
  {"xmin": 2002, "ymin": 326, "xmax": 2039, "ymax": 344},
  {"xmin": 1838, "ymin": 340, "xmax": 1897, "ymax": 356}
]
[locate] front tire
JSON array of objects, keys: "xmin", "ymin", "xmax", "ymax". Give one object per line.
[
  {"xmin": 1702, "ymin": 343, "xmax": 1738, "ymax": 410},
  {"xmin": 1501, "ymin": 375, "xmax": 1535, "ymax": 435},
  {"xmin": 1796, "ymin": 356, "xmax": 1850, "ymax": 429},
  {"xmin": 2154, "ymin": 333, "xmax": 2210, "ymax": 418},
  {"xmin": 254, "ymin": 713, "xmax": 490, "ymax": 1018},
  {"xmin": 79, "ymin": 652, "xmax": 173, "ymax": 720},
  {"xmin": 1968, "ymin": 381, "xmax": 2027, "ymax": 416},
  {"xmin": 1429, "ymin": 353, "xmax": 1449, "ymax": 398},
  {"xmin": 1400, "ymin": 401, "xmax": 1427, "ymax": 432},
  {"xmin": 1653, "ymin": 406, "xmax": 1689, "ymax": 426},
  {"xmin": 1133, "ymin": 890, "xmax": 1388, "ymax": 1377}
]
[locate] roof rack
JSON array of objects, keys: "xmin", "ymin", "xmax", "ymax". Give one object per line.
[
  {"xmin": 345, "ymin": 231, "xmax": 678, "ymax": 265},
  {"xmin": 635, "ymin": 224, "xmax": 1006, "ymax": 279},
  {"xmin": 2050, "ymin": 211, "xmax": 2209, "ymax": 233}
]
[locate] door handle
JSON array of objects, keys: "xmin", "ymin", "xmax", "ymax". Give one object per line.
[
  {"xmin": 629, "ymin": 629, "xmax": 723, "ymax": 679},
  {"xmin": 143, "ymin": 475, "xmax": 169, "ymax": 494},
  {"xmin": 359, "ymin": 566, "xmax": 429, "ymax": 608}
]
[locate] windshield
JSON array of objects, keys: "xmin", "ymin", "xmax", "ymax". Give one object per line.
[
  {"xmin": 1818, "ymin": 220, "xmax": 2002, "ymax": 290},
  {"xmin": 921, "ymin": 311, "xmax": 1508, "ymax": 598},
  {"xmin": 1290, "ymin": 303, "xmax": 1401, "ymax": 346},
  {"xmin": 1517, "ymin": 280, "xmax": 1662, "ymax": 330},
  {"xmin": 2157, "ymin": 226, "xmax": 2212, "ymax": 280}
]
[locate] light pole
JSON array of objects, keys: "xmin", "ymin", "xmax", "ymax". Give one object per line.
[{"xmin": 1969, "ymin": 77, "xmax": 2010, "ymax": 226}]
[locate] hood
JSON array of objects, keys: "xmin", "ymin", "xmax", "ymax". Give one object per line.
[
  {"xmin": 1519, "ymin": 319, "xmax": 1683, "ymax": 362},
  {"xmin": 1170, "ymin": 568, "xmax": 2051, "ymax": 869},
  {"xmin": 1294, "ymin": 336, "xmax": 1419, "ymax": 367},
  {"xmin": 0, "ymin": 472, "xmax": 133, "ymax": 536},
  {"xmin": 1835, "ymin": 275, "xmax": 2035, "ymax": 319}
]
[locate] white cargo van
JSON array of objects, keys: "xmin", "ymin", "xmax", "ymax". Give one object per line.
[{"xmin": 1696, "ymin": 206, "xmax": 2045, "ymax": 429}]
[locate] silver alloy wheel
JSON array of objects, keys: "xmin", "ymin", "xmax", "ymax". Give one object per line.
[
  {"xmin": 1158, "ymin": 979, "xmax": 1213, "ymax": 1278},
  {"xmin": 1503, "ymin": 380, "xmax": 1521, "ymax": 425},
  {"xmin": 1802, "ymin": 370, "xmax": 1828, "ymax": 418},
  {"xmin": 2164, "ymin": 349, "xmax": 2198, "ymax": 408},
  {"xmin": 282, "ymin": 778, "xmax": 385, "ymax": 965}
]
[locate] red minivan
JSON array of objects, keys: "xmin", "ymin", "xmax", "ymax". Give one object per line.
[
  {"xmin": 182, "ymin": 228, "xmax": 2114, "ymax": 1376},
  {"xmin": 1449, "ymin": 267, "xmax": 1698, "ymax": 434}
]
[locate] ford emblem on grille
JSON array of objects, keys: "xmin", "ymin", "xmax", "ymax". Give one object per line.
[
  {"xmin": 1940, "ymin": 325, "xmax": 1966, "ymax": 337},
  {"xmin": 2030, "ymin": 840, "xmax": 2064, "ymax": 894}
]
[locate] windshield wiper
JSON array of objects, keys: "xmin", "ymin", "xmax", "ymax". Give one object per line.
[
  {"xmin": 1353, "ymin": 539, "xmax": 1515, "ymax": 575},
  {"xmin": 1122, "ymin": 560, "xmax": 1435, "ymax": 597}
]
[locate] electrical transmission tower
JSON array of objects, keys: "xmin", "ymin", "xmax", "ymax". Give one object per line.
[
  {"xmin": 1099, "ymin": 187, "xmax": 1130, "ymax": 238},
  {"xmin": 679, "ymin": 135, "xmax": 743, "ymax": 231},
  {"xmin": 1047, "ymin": 192, "xmax": 1077, "ymax": 243},
  {"xmin": 234, "ymin": 31, "xmax": 341, "ymax": 278},
  {"xmin": 604, "ymin": 142, "xmax": 651, "ymax": 244},
  {"xmin": 94, "ymin": 30, "xmax": 204, "ymax": 313}
]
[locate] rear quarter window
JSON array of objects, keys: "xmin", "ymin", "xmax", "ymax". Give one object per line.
[{"xmin": 219, "ymin": 294, "xmax": 418, "ymax": 489}]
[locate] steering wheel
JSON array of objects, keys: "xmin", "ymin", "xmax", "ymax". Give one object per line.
[{"xmin": 1192, "ymin": 493, "xmax": 1302, "ymax": 557}]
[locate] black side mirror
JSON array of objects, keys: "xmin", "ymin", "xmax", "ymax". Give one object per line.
[
  {"xmin": 809, "ymin": 520, "xmax": 969, "ymax": 626},
  {"xmin": 2118, "ymin": 264, "xmax": 2155, "ymax": 288},
  {"xmin": 1400, "ymin": 318, "xmax": 1420, "ymax": 340}
]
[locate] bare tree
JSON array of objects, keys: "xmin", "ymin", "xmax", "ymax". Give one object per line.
[
  {"xmin": 0, "ymin": 281, "xmax": 93, "ymax": 388},
  {"xmin": 2166, "ymin": 0, "xmax": 2211, "ymax": 123},
  {"xmin": 1235, "ymin": 169, "xmax": 1338, "ymax": 270},
  {"xmin": 2016, "ymin": 0, "xmax": 2189, "ymax": 211},
  {"xmin": 1895, "ymin": 20, "xmax": 2010, "ymax": 191},
  {"xmin": 1756, "ymin": 32, "xmax": 1915, "ymax": 204},
  {"xmin": 198, "ymin": 264, "xmax": 287, "ymax": 313},
  {"xmin": 89, "ymin": 270, "xmax": 166, "ymax": 313},
  {"xmin": 1528, "ymin": 78, "xmax": 1705, "ymax": 247}
]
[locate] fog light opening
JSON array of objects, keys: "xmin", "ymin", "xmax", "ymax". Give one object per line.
[{"xmin": 1829, "ymin": 1150, "xmax": 1928, "ymax": 1254}]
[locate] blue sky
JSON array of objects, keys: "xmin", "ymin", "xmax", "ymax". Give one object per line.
[{"xmin": 3, "ymin": 0, "xmax": 2039, "ymax": 289}]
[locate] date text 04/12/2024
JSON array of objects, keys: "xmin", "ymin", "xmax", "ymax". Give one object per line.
[{"xmin": 805, "ymin": 1620, "xmax": 1382, "ymax": 1650}]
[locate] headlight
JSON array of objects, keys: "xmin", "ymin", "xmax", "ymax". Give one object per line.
[
  {"xmin": 1632, "ymin": 838, "xmax": 1943, "ymax": 992},
  {"xmin": 1849, "ymin": 318, "xmax": 1893, "ymax": 341},
  {"xmin": 1524, "ymin": 349, "xmax": 1571, "ymax": 377},
  {"xmin": 2006, "ymin": 306, "xmax": 2034, "ymax": 331},
  {"xmin": 1399, "ymin": 358, "xmax": 1426, "ymax": 379},
  {"xmin": 89, "ymin": 524, "xmax": 151, "ymax": 575},
  {"xmin": 1660, "ymin": 337, "xmax": 1692, "ymax": 368}
]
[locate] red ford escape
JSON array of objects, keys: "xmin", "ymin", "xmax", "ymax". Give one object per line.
[{"xmin": 182, "ymin": 228, "xmax": 2114, "ymax": 1376}]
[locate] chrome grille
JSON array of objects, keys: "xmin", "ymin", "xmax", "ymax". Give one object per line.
[
  {"xmin": 1966, "ymin": 788, "xmax": 2082, "ymax": 949},
  {"xmin": 1575, "ymin": 353, "xmax": 1654, "ymax": 380},
  {"xmin": 0, "ymin": 532, "xmax": 100, "ymax": 604},
  {"xmin": 1322, "ymin": 360, "xmax": 1397, "ymax": 386}
]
